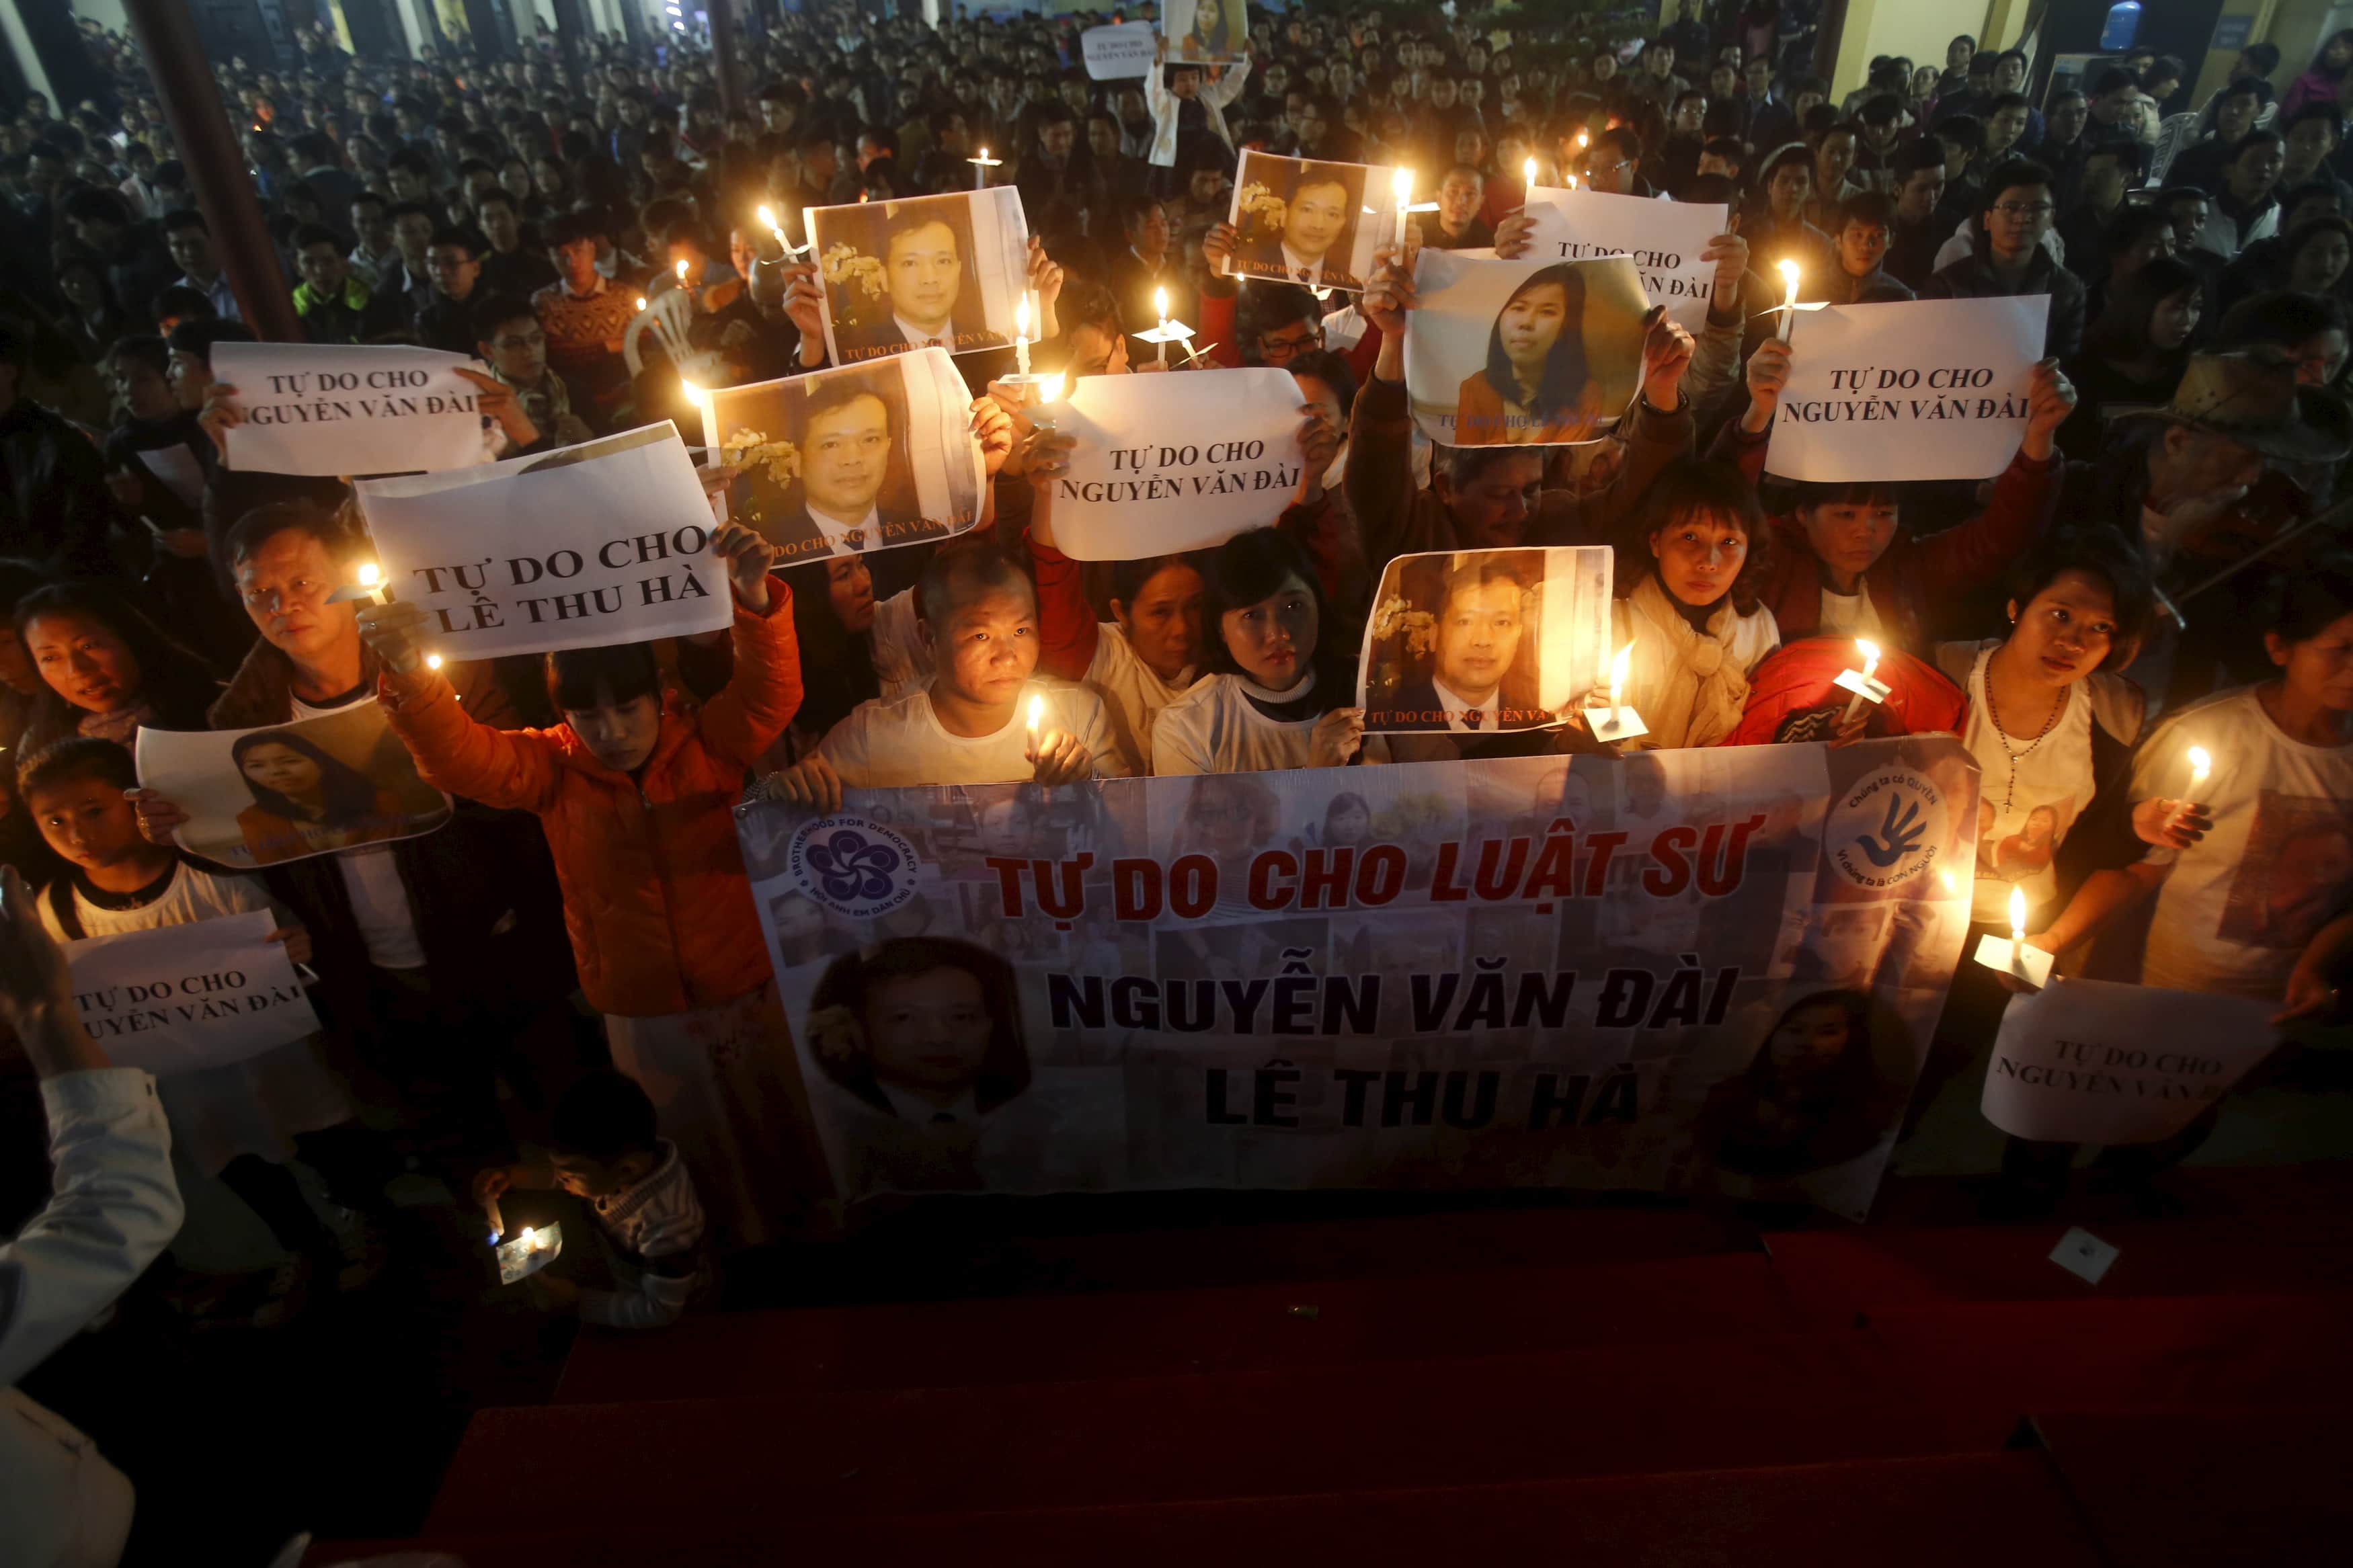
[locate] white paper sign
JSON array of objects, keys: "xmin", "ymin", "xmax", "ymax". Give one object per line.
[
  {"xmin": 1034, "ymin": 369, "xmax": 1306, "ymax": 561},
  {"xmin": 1523, "ymin": 184, "xmax": 1727, "ymax": 333},
  {"xmin": 213, "ymin": 342, "xmax": 487, "ymax": 477},
  {"xmin": 1764, "ymin": 296, "xmax": 2048, "ymax": 482},
  {"xmin": 356, "ymin": 424, "xmax": 733, "ymax": 659},
  {"xmin": 1082, "ymin": 22, "xmax": 1155, "ymax": 79},
  {"xmin": 65, "ymin": 911, "xmax": 320, "ymax": 1075},
  {"xmin": 1980, "ymin": 978, "xmax": 2279, "ymax": 1145}
]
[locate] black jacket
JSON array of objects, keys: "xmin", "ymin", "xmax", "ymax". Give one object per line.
[
  {"xmin": 0, "ymin": 401, "xmax": 113, "ymax": 575},
  {"xmin": 1921, "ymin": 243, "xmax": 2089, "ymax": 362}
]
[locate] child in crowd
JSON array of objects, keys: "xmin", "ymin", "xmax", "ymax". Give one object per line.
[
  {"xmin": 24, "ymin": 737, "xmax": 380, "ymax": 1319},
  {"xmin": 358, "ymin": 520, "xmax": 814, "ymax": 1247},
  {"xmin": 472, "ymin": 1069, "xmax": 709, "ymax": 1328}
]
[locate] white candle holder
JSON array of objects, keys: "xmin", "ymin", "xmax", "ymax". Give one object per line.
[
  {"xmin": 1834, "ymin": 665, "xmax": 1890, "ymax": 718},
  {"xmin": 1581, "ymin": 704, "xmax": 1648, "ymax": 744},
  {"xmin": 1973, "ymin": 933, "xmax": 2055, "ymax": 988},
  {"xmin": 968, "ymin": 151, "xmax": 1002, "ymax": 188}
]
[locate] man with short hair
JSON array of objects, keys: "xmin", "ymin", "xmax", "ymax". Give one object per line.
[
  {"xmin": 161, "ymin": 208, "xmax": 239, "ymax": 321},
  {"xmin": 531, "ymin": 208, "xmax": 638, "ymax": 420},
  {"xmin": 1427, "ymin": 165, "xmax": 1493, "ymax": 251},
  {"xmin": 1625, "ymin": 38, "xmax": 1688, "ymax": 114},
  {"xmin": 290, "ymin": 222, "xmax": 402, "ymax": 344},
  {"xmin": 2173, "ymin": 79, "xmax": 2268, "ymax": 198},
  {"xmin": 1922, "ymin": 158, "xmax": 2086, "ymax": 360},
  {"xmin": 1739, "ymin": 56, "xmax": 1795, "ymax": 154},
  {"xmin": 1109, "ymin": 196, "xmax": 1187, "ymax": 335},
  {"xmin": 1379, "ymin": 559, "xmax": 1536, "ymax": 733},
  {"xmin": 1016, "ymin": 104, "xmax": 1082, "ymax": 217},
  {"xmin": 1883, "ymin": 138, "xmax": 1951, "ymax": 288},
  {"xmin": 1823, "ymin": 190, "xmax": 1916, "ymax": 304},
  {"xmin": 769, "ymin": 546, "xmax": 1123, "ymax": 807},
  {"xmin": 474, "ymin": 186, "xmax": 556, "ymax": 297},
  {"xmin": 1988, "ymin": 50, "xmax": 2046, "ymax": 149},
  {"xmin": 1581, "ymin": 125, "xmax": 1650, "ymax": 197},
  {"xmin": 2197, "ymin": 130, "xmax": 2287, "ymax": 258},
  {"xmin": 346, "ymin": 190, "xmax": 402, "ymax": 294},
  {"xmin": 474, "ymin": 292, "xmax": 591, "ymax": 448},
  {"xmin": 415, "ymin": 225, "xmax": 485, "ymax": 354},
  {"xmin": 383, "ymin": 198, "xmax": 438, "ymax": 309},
  {"xmin": 2057, "ymin": 141, "xmax": 2145, "ymax": 287},
  {"xmin": 61, "ymin": 187, "xmax": 176, "ymax": 313}
]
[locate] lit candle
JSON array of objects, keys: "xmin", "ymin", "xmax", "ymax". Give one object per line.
[
  {"xmin": 679, "ymin": 376, "xmax": 711, "ymax": 444},
  {"xmin": 2167, "ymin": 745, "xmax": 2213, "ymax": 837},
  {"xmin": 518, "ymin": 1225, "xmax": 539, "ymax": 1251},
  {"xmin": 1776, "ymin": 259, "xmax": 1800, "ymax": 341},
  {"xmin": 1523, "ymin": 155, "xmax": 1537, "ymax": 192},
  {"xmin": 356, "ymin": 561, "xmax": 385, "ymax": 605},
  {"xmin": 1577, "ymin": 130, "xmax": 1589, "ymax": 150},
  {"xmin": 1026, "ymin": 692, "xmax": 1045, "ymax": 743},
  {"xmin": 1391, "ymin": 166, "xmax": 1414, "ymax": 250},
  {"xmin": 969, "ymin": 145, "xmax": 1000, "ymax": 188},
  {"xmin": 426, "ymin": 653, "xmax": 443, "ymax": 671},
  {"xmin": 757, "ymin": 203, "xmax": 791, "ymax": 257},
  {"xmin": 1581, "ymin": 641, "xmax": 1646, "ymax": 743},
  {"xmin": 1839, "ymin": 636, "xmax": 1882, "ymax": 723},
  {"xmin": 674, "ymin": 257, "xmax": 689, "ymax": 286},
  {"xmin": 1973, "ymin": 884, "xmax": 2053, "ymax": 985},
  {"xmin": 1014, "ymin": 294, "xmax": 1031, "ymax": 376},
  {"xmin": 2009, "ymin": 885, "xmax": 2027, "ymax": 947},
  {"xmin": 1154, "ymin": 285, "xmax": 1170, "ymax": 367}
]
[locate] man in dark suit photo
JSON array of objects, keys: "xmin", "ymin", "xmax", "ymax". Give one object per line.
[
  {"xmin": 825, "ymin": 197, "xmax": 995, "ymax": 361},
  {"xmin": 1235, "ymin": 160, "xmax": 1361, "ymax": 288},
  {"xmin": 1375, "ymin": 556, "xmax": 1543, "ymax": 732}
]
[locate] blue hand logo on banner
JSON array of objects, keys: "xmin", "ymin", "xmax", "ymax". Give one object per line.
[
  {"xmin": 1826, "ymin": 766, "xmax": 1950, "ymax": 891},
  {"xmin": 1855, "ymin": 794, "xmax": 1927, "ymax": 868}
]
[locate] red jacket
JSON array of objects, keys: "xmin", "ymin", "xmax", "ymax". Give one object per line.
[
  {"xmin": 380, "ymin": 583, "xmax": 801, "ymax": 1018},
  {"xmin": 1709, "ymin": 419, "xmax": 2063, "ymax": 652}
]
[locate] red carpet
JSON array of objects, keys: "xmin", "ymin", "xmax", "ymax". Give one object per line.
[{"xmin": 2034, "ymin": 1409, "xmax": 2353, "ymax": 1567}]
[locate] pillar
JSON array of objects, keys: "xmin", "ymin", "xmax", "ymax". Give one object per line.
[
  {"xmin": 123, "ymin": 0, "xmax": 303, "ymax": 341},
  {"xmin": 707, "ymin": 0, "xmax": 748, "ymax": 120}
]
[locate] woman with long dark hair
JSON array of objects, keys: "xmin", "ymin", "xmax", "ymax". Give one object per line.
[
  {"xmin": 1453, "ymin": 263, "xmax": 1606, "ymax": 445},
  {"xmin": 2060, "ymin": 254, "xmax": 2200, "ymax": 460},
  {"xmin": 15, "ymin": 580, "xmax": 222, "ymax": 753},
  {"xmin": 1150, "ymin": 527, "xmax": 1374, "ymax": 774},
  {"xmin": 231, "ymin": 729, "xmax": 418, "ymax": 864},
  {"xmin": 1692, "ymin": 989, "xmax": 1889, "ymax": 1180},
  {"xmin": 2281, "ymin": 30, "xmax": 2353, "ymax": 118}
]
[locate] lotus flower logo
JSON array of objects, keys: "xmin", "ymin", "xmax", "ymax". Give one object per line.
[{"xmin": 803, "ymin": 829, "xmax": 902, "ymax": 903}]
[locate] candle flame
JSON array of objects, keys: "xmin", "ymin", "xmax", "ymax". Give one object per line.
[
  {"xmin": 978, "ymin": 146, "xmax": 988, "ymax": 161},
  {"xmin": 1154, "ymin": 286, "xmax": 1168, "ymax": 323},
  {"xmin": 675, "ymin": 259, "xmax": 689, "ymax": 281},
  {"xmin": 1026, "ymin": 694, "xmax": 1044, "ymax": 731},
  {"xmin": 1565, "ymin": 173, "xmax": 1578, "ymax": 190},
  {"xmin": 1391, "ymin": 167, "xmax": 1414, "ymax": 205},
  {"xmin": 357, "ymin": 561, "xmax": 381, "ymax": 588},
  {"xmin": 517, "ymin": 1226, "xmax": 536, "ymax": 1247},
  {"xmin": 1855, "ymin": 637, "xmax": 1880, "ymax": 667},
  {"xmin": 1015, "ymin": 295, "xmax": 1029, "ymax": 338},
  {"xmin": 757, "ymin": 204, "xmax": 777, "ymax": 230},
  {"xmin": 1577, "ymin": 130, "xmax": 1589, "ymax": 148},
  {"xmin": 1938, "ymin": 868, "xmax": 1958, "ymax": 895},
  {"xmin": 635, "ymin": 296, "xmax": 649, "ymax": 313},
  {"xmin": 2009, "ymin": 886, "xmax": 2027, "ymax": 940},
  {"xmin": 1778, "ymin": 259, "xmax": 1800, "ymax": 290},
  {"xmin": 1608, "ymin": 641, "xmax": 1631, "ymax": 706},
  {"xmin": 1040, "ymin": 373, "xmax": 1066, "ymax": 403},
  {"xmin": 425, "ymin": 653, "xmax": 443, "ymax": 671},
  {"xmin": 1523, "ymin": 157, "xmax": 1537, "ymax": 188},
  {"xmin": 2186, "ymin": 745, "xmax": 2212, "ymax": 778}
]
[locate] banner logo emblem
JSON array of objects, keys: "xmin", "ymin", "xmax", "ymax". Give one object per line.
[
  {"xmin": 787, "ymin": 817, "xmax": 920, "ymax": 918},
  {"xmin": 1826, "ymin": 768, "xmax": 1944, "ymax": 890}
]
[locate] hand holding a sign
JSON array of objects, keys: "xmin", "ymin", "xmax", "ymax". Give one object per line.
[
  {"xmin": 1701, "ymin": 229, "xmax": 1749, "ymax": 321},
  {"xmin": 127, "ymin": 787, "xmax": 190, "ymax": 848},
  {"xmin": 2018, "ymin": 359, "xmax": 2077, "ymax": 462},
  {"xmin": 710, "ymin": 520, "xmax": 780, "ymax": 613},
  {"xmin": 1025, "ymin": 237, "xmax": 1064, "ymax": 334},
  {"xmin": 1310, "ymin": 706, "xmax": 1368, "ymax": 768},
  {"xmin": 197, "ymin": 381, "xmax": 243, "ymax": 458},
  {"xmin": 1638, "ymin": 306, "xmax": 1696, "ymax": 412},
  {"xmin": 358, "ymin": 597, "xmax": 434, "ymax": 675},
  {"xmin": 1295, "ymin": 402, "xmax": 1341, "ymax": 505},
  {"xmin": 969, "ymin": 395, "xmax": 1016, "ymax": 478},
  {"xmin": 768, "ymin": 755, "xmax": 846, "ymax": 814},
  {"xmin": 1203, "ymin": 222, "xmax": 1239, "ymax": 276},
  {"xmin": 1492, "ymin": 209, "xmax": 1536, "ymax": 259},
  {"xmin": 452, "ymin": 366, "xmax": 539, "ymax": 451},
  {"xmin": 1363, "ymin": 248, "xmax": 1417, "ymax": 384},
  {"xmin": 1739, "ymin": 337, "xmax": 1794, "ymax": 436}
]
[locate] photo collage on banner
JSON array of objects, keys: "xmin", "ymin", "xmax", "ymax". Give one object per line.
[
  {"xmin": 740, "ymin": 739, "xmax": 1980, "ymax": 1220},
  {"xmin": 136, "ymin": 704, "xmax": 454, "ymax": 870},
  {"xmin": 1404, "ymin": 249, "xmax": 1650, "ymax": 447},
  {"xmin": 1357, "ymin": 547, "xmax": 1613, "ymax": 735},
  {"xmin": 806, "ymin": 188, "xmax": 1030, "ymax": 367},
  {"xmin": 707, "ymin": 349, "xmax": 985, "ymax": 567},
  {"xmin": 1224, "ymin": 149, "xmax": 1405, "ymax": 294}
]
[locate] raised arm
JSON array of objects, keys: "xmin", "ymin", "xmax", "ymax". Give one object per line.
[
  {"xmin": 1345, "ymin": 247, "xmax": 1425, "ymax": 567},
  {"xmin": 696, "ymin": 579, "xmax": 805, "ymax": 768},
  {"xmin": 362, "ymin": 604, "xmax": 566, "ymax": 813}
]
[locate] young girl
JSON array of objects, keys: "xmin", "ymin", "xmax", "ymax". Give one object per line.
[
  {"xmin": 358, "ymin": 522, "xmax": 815, "ymax": 1246},
  {"xmin": 2061, "ymin": 255, "xmax": 2200, "ymax": 461},
  {"xmin": 1607, "ymin": 462, "xmax": 1780, "ymax": 749},
  {"xmin": 24, "ymin": 738, "xmax": 374, "ymax": 1322},
  {"xmin": 1150, "ymin": 528, "xmax": 1373, "ymax": 776}
]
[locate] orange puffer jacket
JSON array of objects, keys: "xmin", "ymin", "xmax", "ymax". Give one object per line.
[{"xmin": 379, "ymin": 583, "xmax": 801, "ymax": 1018}]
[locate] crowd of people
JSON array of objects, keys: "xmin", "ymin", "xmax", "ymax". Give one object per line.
[{"xmin": 4, "ymin": 3, "xmax": 2353, "ymax": 1558}]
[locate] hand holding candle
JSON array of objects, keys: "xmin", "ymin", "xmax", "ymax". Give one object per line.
[
  {"xmin": 1833, "ymin": 637, "xmax": 1890, "ymax": 724},
  {"xmin": 2165, "ymin": 745, "xmax": 2213, "ymax": 841},
  {"xmin": 1973, "ymin": 885, "xmax": 2055, "ymax": 987},
  {"xmin": 1581, "ymin": 642, "xmax": 1648, "ymax": 743},
  {"xmin": 1776, "ymin": 259, "xmax": 1801, "ymax": 341},
  {"xmin": 1014, "ymin": 295, "xmax": 1032, "ymax": 377},
  {"xmin": 1392, "ymin": 167, "xmax": 1414, "ymax": 250}
]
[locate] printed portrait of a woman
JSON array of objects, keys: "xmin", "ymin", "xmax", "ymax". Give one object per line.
[
  {"xmin": 232, "ymin": 729, "xmax": 434, "ymax": 865},
  {"xmin": 1453, "ymin": 263, "xmax": 1608, "ymax": 446}
]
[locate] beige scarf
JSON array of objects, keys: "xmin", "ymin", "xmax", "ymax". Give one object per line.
[{"xmin": 1628, "ymin": 573, "xmax": 1770, "ymax": 749}]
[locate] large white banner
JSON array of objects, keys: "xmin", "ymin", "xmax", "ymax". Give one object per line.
[
  {"xmin": 1082, "ymin": 22, "xmax": 1155, "ymax": 79},
  {"xmin": 1522, "ymin": 184, "xmax": 1727, "ymax": 333},
  {"xmin": 65, "ymin": 912, "xmax": 321, "ymax": 1075},
  {"xmin": 1764, "ymin": 296, "xmax": 2049, "ymax": 482},
  {"xmin": 739, "ymin": 737, "xmax": 1983, "ymax": 1220},
  {"xmin": 1404, "ymin": 249, "xmax": 1650, "ymax": 447},
  {"xmin": 213, "ymin": 342, "xmax": 486, "ymax": 477},
  {"xmin": 1034, "ymin": 369, "xmax": 1306, "ymax": 560},
  {"xmin": 1980, "ymin": 979, "xmax": 2280, "ymax": 1144},
  {"xmin": 356, "ymin": 424, "xmax": 733, "ymax": 659}
]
